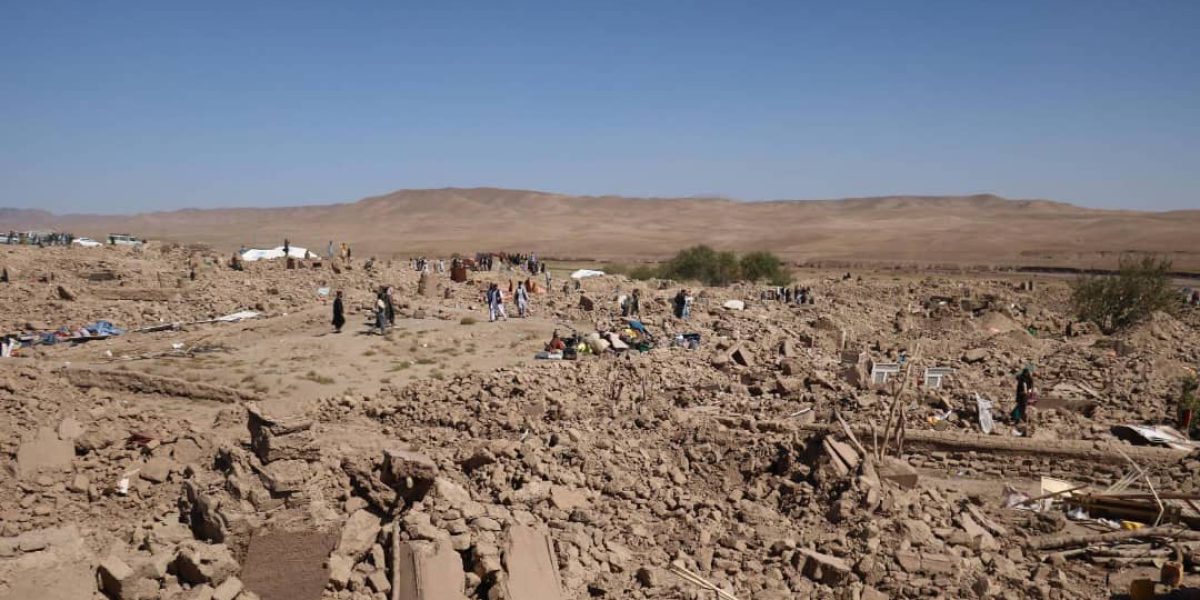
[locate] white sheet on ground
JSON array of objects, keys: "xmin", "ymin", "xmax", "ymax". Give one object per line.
[
  {"xmin": 240, "ymin": 246, "xmax": 313, "ymax": 262},
  {"xmin": 570, "ymin": 269, "xmax": 605, "ymax": 279},
  {"xmin": 215, "ymin": 310, "xmax": 260, "ymax": 322}
]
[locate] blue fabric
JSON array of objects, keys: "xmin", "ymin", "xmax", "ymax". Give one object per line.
[
  {"xmin": 627, "ymin": 320, "xmax": 648, "ymax": 334},
  {"xmin": 84, "ymin": 320, "xmax": 125, "ymax": 336}
]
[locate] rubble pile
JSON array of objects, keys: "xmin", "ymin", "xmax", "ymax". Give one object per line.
[{"xmin": 2, "ymin": 243, "xmax": 1200, "ymax": 599}]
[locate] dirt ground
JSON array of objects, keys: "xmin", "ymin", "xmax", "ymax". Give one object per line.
[{"xmin": 2, "ymin": 242, "xmax": 1200, "ymax": 600}]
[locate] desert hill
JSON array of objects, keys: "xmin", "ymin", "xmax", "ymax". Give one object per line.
[{"xmin": 3, "ymin": 188, "xmax": 1198, "ymax": 269}]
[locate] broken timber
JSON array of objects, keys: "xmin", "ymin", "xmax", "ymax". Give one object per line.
[
  {"xmin": 718, "ymin": 418, "xmax": 1190, "ymax": 466},
  {"xmin": 64, "ymin": 367, "xmax": 258, "ymax": 403}
]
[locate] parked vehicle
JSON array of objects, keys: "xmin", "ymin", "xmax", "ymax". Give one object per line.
[
  {"xmin": 73, "ymin": 237, "xmax": 103, "ymax": 247},
  {"xmin": 107, "ymin": 233, "xmax": 143, "ymax": 246}
]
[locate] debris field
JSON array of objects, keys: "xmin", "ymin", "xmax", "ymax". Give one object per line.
[{"xmin": 2, "ymin": 243, "xmax": 1200, "ymax": 600}]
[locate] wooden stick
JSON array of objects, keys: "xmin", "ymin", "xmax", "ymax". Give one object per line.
[
  {"xmin": 1014, "ymin": 484, "xmax": 1090, "ymax": 507},
  {"xmin": 1030, "ymin": 527, "xmax": 1200, "ymax": 551},
  {"xmin": 667, "ymin": 565, "xmax": 741, "ymax": 600},
  {"xmin": 834, "ymin": 409, "xmax": 868, "ymax": 458}
]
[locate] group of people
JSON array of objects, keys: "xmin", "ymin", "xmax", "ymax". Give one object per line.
[
  {"xmin": 5, "ymin": 231, "xmax": 75, "ymax": 246},
  {"xmin": 1183, "ymin": 287, "xmax": 1200, "ymax": 306},
  {"xmin": 620, "ymin": 289, "xmax": 641, "ymax": 317},
  {"xmin": 326, "ymin": 241, "xmax": 352, "ymax": 262},
  {"xmin": 328, "ymin": 285, "xmax": 396, "ymax": 335},
  {"xmin": 471, "ymin": 252, "xmax": 546, "ymax": 275},
  {"xmin": 411, "ymin": 257, "xmax": 446, "ymax": 273},
  {"xmin": 672, "ymin": 289, "xmax": 695, "ymax": 319}
]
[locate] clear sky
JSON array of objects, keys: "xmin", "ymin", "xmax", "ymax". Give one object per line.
[{"xmin": 2, "ymin": 1, "xmax": 1198, "ymax": 213}]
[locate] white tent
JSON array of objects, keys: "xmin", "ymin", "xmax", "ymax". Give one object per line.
[{"xmin": 240, "ymin": 246, "xmax": 313, "ymax": 262}]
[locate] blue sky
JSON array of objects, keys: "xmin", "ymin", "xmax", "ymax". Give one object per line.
[{"xmin": 2, "ymin": 1, "xmax": 1198, "ymax": 213}]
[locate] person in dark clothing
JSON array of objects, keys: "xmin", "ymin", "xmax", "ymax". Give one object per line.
[
  {"xmin": 283, "ymin": 238, "xmax": 290, "ymax": 257},
  {"xmin": 332, "ymin": 290, "xmax": 346, "ymax": 333},
  {"xmin": 1011, "ymin": 365, "xmax": 1036, "ymax": 432},
  {"xmin": 673, "ymin": 290, "xmax": 687, "ymax": 319},
  {"xmin": 384, "ymin": 286, "xmax": 396, "ymax": 325}
]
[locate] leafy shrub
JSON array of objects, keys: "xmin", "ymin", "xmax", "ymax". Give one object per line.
[{"xmin": 1070, "ymin": 255, "xmax": 1178, "ymax": 334}]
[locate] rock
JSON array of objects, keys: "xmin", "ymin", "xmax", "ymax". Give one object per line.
[
  {"xmin": 171, "ymin": 438, "xmax": 206, "ymax": 465},
  {"xmin": 959, "ymin": 512, "xmax": 999, "ymax": 551},
  {"xmin": 963, "ymin": 348, "xmax": 988, "ymax": 364},
  {"xmin": 722, "ymin": 300, "xmax": 745, "ymax": 311},
  {"xmin": 139, "ymin": 456, "xmax": 174, "ymax": 484},
  {"xmin": 381, "ymin": 448, "xmax": 438, "ymax": 501},
  {"xmin": 366, "ymin": 569, "xmax": 391, "ymax": 594},
  {"xmin": 337, "ymin": 510, "xmax": 381, "ymax": 561},
  {"xmin": 549, "ymin": 486, "xmax": 587, "ymax": 511},
  {"xmin": 394, "ymin": 541, "xmax": 469, "ymax": 600},
  {"xmin": 0, "ymin": 526, "xmax": 96, "ymax": 599},
  {"xmin": 240, "ymin": 528, "xmax": 338, "ymax": 600},
  {"xmin": 260, "ymin": 459, "xmax": 310, "ymax": 493},
  {"xmin": 56, "ymin": 285, "xmax": 76, "ymax": 301},
  {"xmin": 97, "ymin": 555, "xmax": 135, "ymax": 598},
  {"xmin": 496, "ymin": 526, "xmax": 564, "ymax": 600},
  {"xmin": 729, "ymin": 344, "xmax": 754, "ymax": 368},
  {"xmin": 797, "ymin": 549, "xmax": 852, "ymax": 585},
  {"xmin": 327, "ymin": 554, "xmax": 353, "ymax": 590},
  {"xmin": 67, "ymin": 473, "xmax": 90, "ymax": 494},
  {"xmin": 433, "ymin": 478, "xmax": 472, "ymax": 507},
  {"xmin": 876, "ymin": 457, "xmax": 920, "ymax": 489},
  {"xmin": 211, "ymin": 576, "xmax": 243, "ymax": 600},
  {"xmin": 57, "ymin": 417, "xmax": 84, "ymax": 441},
  {"xmin": 16, "ymin": 427, "xmax": 73, "ymax": 478},
  {"xmin": 175, "ymin": 543, "xmax": 239, "ymax": 585}
]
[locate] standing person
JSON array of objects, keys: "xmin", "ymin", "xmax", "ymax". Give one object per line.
[
  {"xmin": 683, "ymin": 290, "xmax": 693, "ymax": 319},
  {"xmin": 627, "ymin": 288, "xmax": 641, "ymax": 317},
  {"xmin": 384, "ymin": 286, "xmax": 396, "ymax": 325},
  {"xmin": 332, "ymin": 290, "xmax": 346, "ymax": 333},
  {"xmin": 1011, "ymin": 365, "xmax": 1036, "ymax": 435},
  {"xmin": 327, "ymin": 241, "xmax": 334, "ymax": 259},
  {"xmin": 516, "ymin": 281, "xmax": 530, "ymax": 318},
  {"xmin": 673, "ymin": 290, "xmax": 686, "ymax": 319},
  {"xmin": 283, "ymin": 238, "xmax": 290, "ymax": 257},
  {"xmin": 490, "ymin": 284, "xmax": 508, "ymax": 322},
  {"xmin": 544, "ymin": 269, "xmax": 552, "ymax": 292},
  {"xmin": 374, "ymin": 293, "xmax": 388, "ymax": 335},
  {"xmin": 487, "ymin": 284, "xmax": 499, "ymax": 322}
]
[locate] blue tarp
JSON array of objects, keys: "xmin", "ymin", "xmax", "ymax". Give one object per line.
[{"xmin": 84, "ymin": 320, "xmax": 125, "ymax": 336}]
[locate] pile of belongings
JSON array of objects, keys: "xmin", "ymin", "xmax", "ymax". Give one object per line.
[
  {"xmin": 672, "ymin": 332, "xmax": 702, "ymax": 350},
  {"xmin": 36, "ymin": 320, "xmax": 126, "ymax": 345}
]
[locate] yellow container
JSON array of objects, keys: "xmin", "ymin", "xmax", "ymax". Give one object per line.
[{"xmin": 1129, "ymin": 578, "xmax": 1155, "ymax": 600}]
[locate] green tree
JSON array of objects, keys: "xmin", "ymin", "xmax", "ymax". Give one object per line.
[
  {"xmin": 1071, "ymin": 255, "xmax": 1178, "ymax": 334},
  {"xmin": 740, "ymin": 251, "xmax": 785, "ymax": 282}
]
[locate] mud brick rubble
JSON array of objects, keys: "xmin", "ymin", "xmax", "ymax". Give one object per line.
[{"xmin": 2, "ymin": 242, "xmax": 1200, "ymax": 599}]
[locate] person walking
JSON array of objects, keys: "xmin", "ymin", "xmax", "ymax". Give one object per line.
[
  {"xmin": 327, "ymin": 240, "xmax": 334, "ymax": 259},
  {"xmin": 1011, "ymin": 364, "xmax": 1036, "ymax": 435},
  {"xmin": 516, "ymin": 281, "xmax": 530, "ymax": 318},
  {"xmin": 332, "ymin": 290, "xmax": 346, "ymax": 333},
  {"xmin": 627, "ymin": 288, "xmax": 641, "ymax": 317},
  {"xmin": 488, "ymin": 284, "xmax": 508, "ymax": 322}
]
